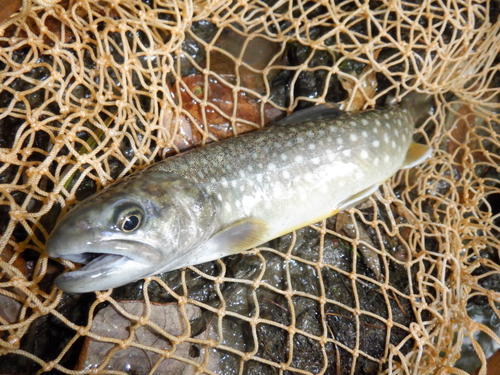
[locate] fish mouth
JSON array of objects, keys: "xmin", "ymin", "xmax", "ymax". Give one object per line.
[{"xmin": 52, "ymin": 241, "xmax": 162, "ymax": 294}]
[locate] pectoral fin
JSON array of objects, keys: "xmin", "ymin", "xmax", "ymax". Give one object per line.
[
  {"xmin": 191, "ymin": 218, "xmax": 269, "ymax": 265},
  {"xmin": 338, "ymin": 184, "xmax": 380, "ymax": 211},
  {"xmin": 401, "ymin": 142, "xmax": 432, "ymax": 169}
]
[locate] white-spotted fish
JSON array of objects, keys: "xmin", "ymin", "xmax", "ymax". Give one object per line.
[{"xmin": 46, "ymin": 102, "xmax": 432, "ymax": 293}]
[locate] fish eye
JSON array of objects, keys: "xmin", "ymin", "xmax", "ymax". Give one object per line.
[{"xmin": 118, "ymin": 209, "xmax": 142, "ymax": 233}]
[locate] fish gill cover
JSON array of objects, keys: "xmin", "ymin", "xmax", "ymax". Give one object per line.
[{"xmin": 0, "ymin": 0, "xmax": 499, "ymax": 374}]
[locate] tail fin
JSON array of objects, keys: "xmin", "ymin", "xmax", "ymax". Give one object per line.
[{"xmin": 386, "ymin": 91, "xmax": 434, "ymax": 125}]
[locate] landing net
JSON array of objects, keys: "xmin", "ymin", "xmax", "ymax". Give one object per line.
[{"xmin": 0, "ymin": 1, "xmax": 500, "ymax": 374}]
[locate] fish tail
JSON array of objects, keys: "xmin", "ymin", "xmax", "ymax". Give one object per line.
[
  {"xmin": 386, "ymin": 90, "xmax": 433, "ymax": 125},
  {"xmin": 400, "ymin": 91, "xmax": 434, "ymax": 124}
]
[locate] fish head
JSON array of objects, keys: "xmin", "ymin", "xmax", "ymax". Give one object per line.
[{"xmin": 46, "ymin": 171, "xmax": 217, "ymax": 293}]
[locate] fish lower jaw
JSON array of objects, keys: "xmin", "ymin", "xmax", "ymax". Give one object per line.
[
  {"xmin": 76, "ymin": 253, "xmax": 126, "ymax": 271},
  {"xmin": 54, "ymin": 254, "xmax": 156, "ymax": 293},
  {"xmin": 55, "ymin": 252, "xmax": 131, "ymax": 265}
]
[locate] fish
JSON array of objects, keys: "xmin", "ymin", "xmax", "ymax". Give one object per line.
[{"xmin": 45, "ymin": 102, "xmax": 432, "ymax": 293}]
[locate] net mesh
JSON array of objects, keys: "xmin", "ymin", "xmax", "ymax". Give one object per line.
[{"xmin": 1, "ymin": 0, "xmax": 500, "ymax": 374}]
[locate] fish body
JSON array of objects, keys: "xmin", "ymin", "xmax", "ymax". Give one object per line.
[{"xmin": 46, "ymin": 104, "xmax": 432, "ymax": 293}]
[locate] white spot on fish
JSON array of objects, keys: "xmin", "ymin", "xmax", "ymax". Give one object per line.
[
  {"xmin": 283, "ymin": 170, "xmax": 290, "ymax": 179},
  {"xmin": 247, "ymin": 165, "xmax": 254, "ymax": 172},
  {"xmin": 342, "ymin": 149, "xmax": 351, "ymax": 157},
  {"xmin": 384, "ymin": 113, "xmax": 390, "ymax": 119},
  {"xmin": 394, "ymin": 129, "xmax": 399, "ymax": 137},
  {"xmin": 240, "ymin": 185, "xmax": 245, "ymax": 192},
  {"xmin": 336, "ymin": 138, "xmax": 343, "ymax": 145},
  {"xmin": 281, "ymin": 154, "xmax": 288, "ymax": 161},
  {"xmin": 256, "ymin": 174, "xmax": 263, "ymax": 183},
  {"xmin": 384, "ymin": 154, "xmax": 390, "ymax": 163},
  {"xmin": 235, "ymin": 200, "xmax": 241, "ymax": 208},
  {"xmin": 384, "ymin": 133, "xmax": 390, "ymax": 143},
  {"xmin": 327, "ymin": 136, "xmax": 333, "ymax": 142},
  {"xmin": 231, "ymin": 180, "xmax": 237, "ymax": 188},
  {"xmin": 221, "ymin": 177, "xmax": 228, "ymax": 187},
  {"xmin": 350, "ymin": 133, "xmax": 358, "ymax": 141},
  {"xmin": 391, "ymin": 140, "xmax": 396, "ymax": 148},
  {"xmin": 225, "ymin": 202, "xmax": 232, "ymax": 212},
  {"xmin": 274, "ymin": 185, "xmax": 282, "ymax": 197},
  {"xmin": 350, "ymin": 121, "xmax": 357, "ymax": 127},
  {"xmin": 312, "ymin": 157, "xmax": 320, "ymax": 165},
  {"xmin": 295, "ymin": 155, "xmax": 304, "ymax": 163},
  {"xmin": 197, "ymin": 171, "xmax": 204, "ymax": 178},
  {"xmin": 355, "ymin": 170, "xmax": 364, "ymax": 179},
  {"xmin": 330, "ymin": 160, "xmax": 357, "ymax": 178},
  {"xmin": 318, "ymin": 130, "xmax": 326, "ymax": 136},
  {"xmin": 308, "ymin": 143, "xmax": 316, "ymax": 150},
  {"xmin": 268, "ymin": 163, "xmax": 276, "ymax": 171},
  {"xmin": 374, "ymin": 157, "xmax": 379, "ymax": 166},
  {"xmin": 362, "ymin": 131, "xmax": 368, "ymax": 138},
  {"xmin": 307, "ymin": 131, "xmax": 314, "ymax": 137},
  {"xmin": 242, "ymin": 195, "xmax": 255, "ymax": 209},
  {"xmin": 372, "ymin": 140, "xmax": 380, "ymax": 147},
  {"xmin": 210, "ymin": 178, "xmax": 217, "ymax": 184},
  {"xmin": 375, "ymin": 119, "xmax": 381, "ymax": 126},
  {"xmin": 361, "ymin": 119, "xmax": 368, "ymax": 126},
  {"xmin": 297, "ymin": 137, "xmax": 304, "ymax": 143},
  {"xmin": 401, "ymin": 134, "xmax": 407, "ymax": 142},
  {"xmin": 373, "ymin": 127, "xmax": 378, "ymax": 134},
  {"xmin": 360, "ymin": 150, "xmax": 368, "ymax": 159},
  {"xmin": 252, "ymin": 152, "xmax": 259, "ymax": 159}
]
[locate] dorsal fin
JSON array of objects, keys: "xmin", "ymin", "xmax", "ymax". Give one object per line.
[
  {"xmin": 277, "ymin": 103, "xmax": 345, "ymax": 125},
  {"xmin": 338, "ymin": 183, "xmax": 380, "ymax": 211}
]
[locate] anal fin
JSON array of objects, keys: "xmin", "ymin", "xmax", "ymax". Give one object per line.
[
  {"xmin": 338, "ymin": 184, "xmax": 380, "ymax": 211},
  {"xmin": 401, "ymin": 142, "xmax": 433, "ymax": 169}
]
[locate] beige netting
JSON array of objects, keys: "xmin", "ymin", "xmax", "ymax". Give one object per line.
[{"xmin": 1, "ymin": 0, "xmax": 500, "ymax": 374}]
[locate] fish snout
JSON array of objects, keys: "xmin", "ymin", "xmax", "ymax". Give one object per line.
[
  {"xmin": 75, "ymin": 218, "xmax": 92, "ymax": 230},
  {"xmin": 45, "ymin": 213, "xmax": 97, "ymax": 261}
]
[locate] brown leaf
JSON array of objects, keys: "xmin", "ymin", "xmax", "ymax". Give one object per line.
[
  {"xmin": 0, "ymin": 0, "xmax": 21, "ymax": 25},
  {"xmin": 77, "ymin": 301, "xmax": 220, "ymax": 374},
  {"xmin": 0, "ymin": 294, "xmax": 22, "ymax": 324},
  {"xmin": 163, "ymin": 74, "xmax": 283, "ymax": 152}
]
